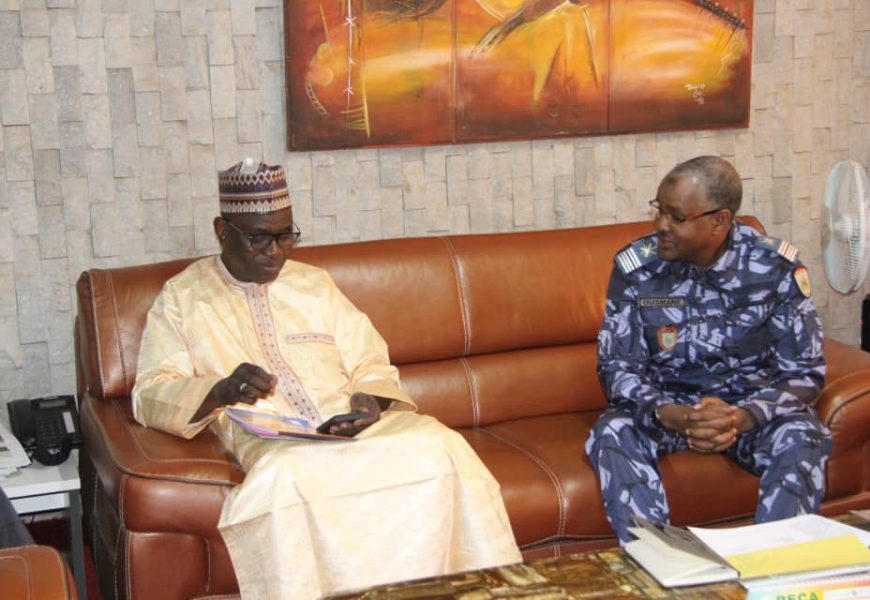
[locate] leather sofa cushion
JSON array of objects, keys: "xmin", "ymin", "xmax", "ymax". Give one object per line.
[{"xmin": 0, "ymin": 545, "xmax": 77, "ymax": 600}]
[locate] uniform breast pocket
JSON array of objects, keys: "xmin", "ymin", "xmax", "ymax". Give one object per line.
[
  {"xmin": 722, "ymin": 305, "xmax": 770, "ymax": 365},
  {"xmin": 640, "ymin": 306, "xmax": 687, "ymax": 364},
  {"xmin": 643, "ymin": 324, "xmax": 687, "ymax": 363},
  {"xmin": 722, "ymin": 330, "xmax": 768, "ymax": 366},
  {"xmin": 640, "ymin": 306, "xmax": 686, "ymax": 366}
]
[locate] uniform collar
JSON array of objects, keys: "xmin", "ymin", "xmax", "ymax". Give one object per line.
[
  {"xmin": 667, "ymin": 223, "xmax": 746, "ymax": 282},
  {"xmin": 706, "ymin": 222, "xmax": 742, "ymax": 273}
]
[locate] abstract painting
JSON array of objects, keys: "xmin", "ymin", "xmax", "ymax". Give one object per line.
[{"xmin": 284, "ymin": 0, "xmax": 753, "ymax": 150}]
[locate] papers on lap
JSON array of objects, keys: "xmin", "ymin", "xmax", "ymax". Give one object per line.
[
  {"xmin": 224, "ymin": 407, "xmax": 355, "ymax": 442},
  {"xmin": 626, "ymin": 515, "xmax": 870, "ymax": 589}
]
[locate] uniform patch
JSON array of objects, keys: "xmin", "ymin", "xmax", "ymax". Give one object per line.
[
  {"xmin": 794, "ymin": 266, "xmax": 812, "ymax": 297},
  {"xmin": 638, "ymin": 297, "xmax": 687, "ymax": 308},
  {"xmin": 657, "ymin": 325, "xmax": 679, "ymax": 352}
]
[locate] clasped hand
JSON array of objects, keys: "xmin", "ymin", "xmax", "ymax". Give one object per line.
[{"xmin": 658, "ymin": 397, "xmax": 754, "ymax": 454}]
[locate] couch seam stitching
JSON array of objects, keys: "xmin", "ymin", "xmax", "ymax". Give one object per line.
[
  {"xmin": 119, "ymin": 472, "xmax": 128, "ymax": 600},
  {"xmin": 46, "ymin": 546, "xmax": 69, "ymax": 597},
  {"xmin": 91, "ymin": 472, "xmax": 113, "ymax": 549},
  {"xmin": 459, "ymin": 357, "xmax": 479, "ymax": 427},
  {"xmin": 518, "ymin": 535, "xmax": 567, "ymax": 551},
  {"xmin": 87, "ymin": 270, "xmax": 109, "ymax": 400},
  {"xmin": 824, "ymin": 386, "xmax": 867, "ymax": 426},
  {"xmin": 23, "ymin": 555, "xmax": 33, "ymax": 596},
  {"xmin": 106, "ymin": 272, "xmax": 131, "ymax": 396},
  {"xmin": 441, "ymin": 236, "xmax": 471, "ymax": 356},
  {"xmin": 479, "ymin": 428, "xmax": 567, "ymax": 537},
  {"xmin": 204, "ymin": 535, "xmax": 212, "ymax": 592}
]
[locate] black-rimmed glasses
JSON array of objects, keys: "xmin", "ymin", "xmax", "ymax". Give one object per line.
[
  {"xmin": 223, "ymin": 219, "xmax": 302, "ymax": 251},
  {"xmin": 648, "ymin": 200, "xmax": 724, "ymax": 226}
]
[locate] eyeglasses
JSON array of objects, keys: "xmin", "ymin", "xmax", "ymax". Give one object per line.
[
  {"xmin": 223, "ymin": 218, "xmax": 302, "ymax": 251},
  {"xmin": 648, "ymin": 200, "xmax": 724, "ymax": 226}
]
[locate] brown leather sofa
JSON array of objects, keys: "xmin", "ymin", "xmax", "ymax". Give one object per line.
[
  {"xmin": 0, "ymin": 545, "xmax": 78, "ymax": 600},
  {"xmin": 75, "ymin": 218, "xmax": 870, "ymax": 600}
]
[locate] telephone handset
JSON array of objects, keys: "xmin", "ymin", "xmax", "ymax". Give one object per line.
[{"xmin": 8, "ymin": 395, "xmax": 83, "ymax": 466}]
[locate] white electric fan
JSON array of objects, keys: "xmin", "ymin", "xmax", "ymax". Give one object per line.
[{"xmin": 822, "ymin": 160, "xmax": 870, "ymax": 294}]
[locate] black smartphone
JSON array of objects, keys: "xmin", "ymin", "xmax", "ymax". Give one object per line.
[{"xmin": 316, "ymin": 411, "xmax": 369, "ymax": 434}]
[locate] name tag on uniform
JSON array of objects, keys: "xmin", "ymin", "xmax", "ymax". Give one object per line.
[{"xmin": 637, "ymin": 297, "xmax": 686, "ymax": 308}]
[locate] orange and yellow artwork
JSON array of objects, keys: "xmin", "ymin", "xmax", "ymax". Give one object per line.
[{"xmin": 284, "ymin": 0, "xmax": 753, "ymax": 150}]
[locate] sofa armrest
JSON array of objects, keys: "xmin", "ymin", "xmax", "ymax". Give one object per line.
[
  {"xmin": 0, "ymin": 545, "xmax": 78, "ymax": 600},
  {"xmin": 816, "ymin": 339, "xmax": 870, "ymax": 498},
  {"xmin": 81, "ymin": 393, "xmax": 244, "ymax": 536}
]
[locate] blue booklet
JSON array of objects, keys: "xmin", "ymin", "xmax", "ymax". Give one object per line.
[{"xmin": 223, "ymin": 407, "xmax": 355, "ymax": 442}]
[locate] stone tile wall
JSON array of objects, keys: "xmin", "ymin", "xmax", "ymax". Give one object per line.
[{"xmin": 0, "ymin": 0, "xmax": 867, "ymax": 398}]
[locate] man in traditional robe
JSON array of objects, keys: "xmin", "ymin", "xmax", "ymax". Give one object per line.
[{"xmin": 132, "ymin": 160, "xmax": 521, "ymax": 599}]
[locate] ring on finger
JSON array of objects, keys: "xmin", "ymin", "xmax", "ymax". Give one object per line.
[{"xmin": 239, "ymin": 382, "xmax": 249, "ymax": 394}]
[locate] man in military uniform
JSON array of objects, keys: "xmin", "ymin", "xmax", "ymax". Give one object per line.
[{"xmin": 586, "ymin": 155, "xmax": 829, "ymax": 544}]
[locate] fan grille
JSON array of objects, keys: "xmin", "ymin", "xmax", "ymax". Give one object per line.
[{"xmin": 823, "ymin": 160, "xmax": 870, "ymax": 294}]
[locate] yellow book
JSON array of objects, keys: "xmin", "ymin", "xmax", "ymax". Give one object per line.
[
  {"xmin": 727, "ymin": 534, "xmax": 870, "ymax": 579},
  {"xmin": 627, "ymin": 515, "xmax": 870, "ymax": 589}
]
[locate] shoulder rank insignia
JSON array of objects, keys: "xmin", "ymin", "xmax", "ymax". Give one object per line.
[
  {"xmin": 755, "ymin": 235, "xmax": 798, "ymax": 263},
  {"xmin": 615, "ymin": 238, "xmax": 657, "ymax": 274}
]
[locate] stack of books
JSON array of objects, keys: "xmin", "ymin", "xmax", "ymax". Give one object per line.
[
  {"xmin": 625, "ymin": 513, "xmax": 870, "ymax": 598},
  {"xmin": 745, "ymin": 570, "xmax": 870, "ymax": 600}
]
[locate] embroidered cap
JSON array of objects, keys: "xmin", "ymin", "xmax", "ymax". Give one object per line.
[{"xmin": 218, "ymin": 159, "xmax": 291, "ymax": 215}]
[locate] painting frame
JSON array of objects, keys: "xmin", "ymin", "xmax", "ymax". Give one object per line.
[{"xmin": 284, "ymin": 0, "xmax": 753, "ymax": 151}]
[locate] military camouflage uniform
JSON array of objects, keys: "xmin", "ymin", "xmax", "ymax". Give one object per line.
[{"xmin": 585, "ymin": 222, "xmax": 830, "ymax": 544}]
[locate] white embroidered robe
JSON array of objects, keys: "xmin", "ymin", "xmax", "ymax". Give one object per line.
[{"xmin": 132, "ymin": 256, "xmax": 521, "ymax": 599}]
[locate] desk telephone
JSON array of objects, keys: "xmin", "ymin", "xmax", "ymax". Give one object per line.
[{"xmin": 8, "ymin": 395, "xmax": 83, "ymax": 466}]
